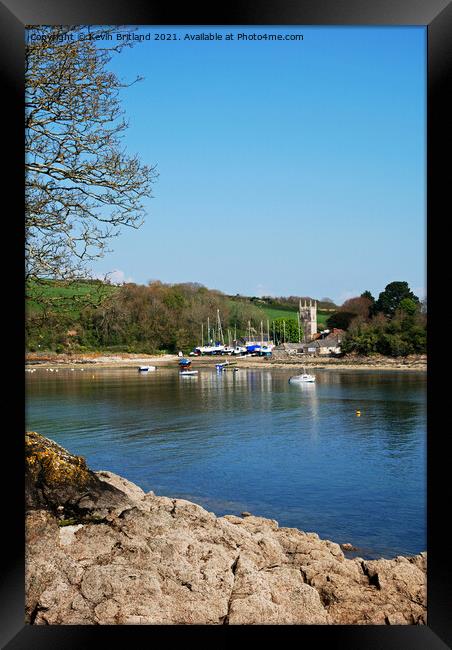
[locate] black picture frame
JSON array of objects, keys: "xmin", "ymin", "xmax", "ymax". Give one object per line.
[{"xmin": 2, "ymin": 0, "xmax": 451, "ymax": 647}]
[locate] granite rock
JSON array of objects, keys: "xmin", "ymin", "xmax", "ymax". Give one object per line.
[{"xmin": 25, "ymin": 432, "xmax": 427, "ymax": 625}]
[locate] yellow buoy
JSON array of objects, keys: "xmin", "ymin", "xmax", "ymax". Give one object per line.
[{"xmin": 356, "ymin": 410, "xmax": 361, "ymax": 416}]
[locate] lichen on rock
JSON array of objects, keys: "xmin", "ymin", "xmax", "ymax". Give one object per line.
[{"xmin": 25, "ymin": 431, "xmax": 131, "ymax": 520}]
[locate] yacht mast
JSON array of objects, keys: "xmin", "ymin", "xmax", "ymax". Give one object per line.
[{"xmin": 217, "ymin": 309, "xmax": 224, "ymax": 345}]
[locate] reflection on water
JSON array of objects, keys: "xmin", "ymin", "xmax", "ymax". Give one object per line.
[{"xmin": 26, "ymin": 367, "xmax": 426, "ymax": 559}]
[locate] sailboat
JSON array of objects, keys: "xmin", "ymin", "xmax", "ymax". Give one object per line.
[
  {"xmin": 193, "ymin": 310, "xmax": 226, "ymax": 355},
  {"xmin": 289, "ymin": 367, "xmax": 316, "ymax": 383}
]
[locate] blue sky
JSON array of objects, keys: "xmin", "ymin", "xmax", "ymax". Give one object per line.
[{"xmin": 91, "ymin": 26, "xmax": 426, "ymax": 304}]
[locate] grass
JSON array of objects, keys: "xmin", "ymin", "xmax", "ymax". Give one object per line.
[
  {"xmin": 256, "ymin": 305, "xmax": 299, "ymax": 321},
  {"xmin": 26, "ymin": 279, "xmax": 118, "ymax": 317},
  {"xmin": 317, "ymin": 312, "xmax": 330, "ymax": 328},
  {"xmin": 256, "ymin": 305, "xmax": 332, "ymax": 329}
]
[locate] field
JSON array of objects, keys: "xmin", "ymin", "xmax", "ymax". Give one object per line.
[
  {"xmin": 254, "ymin": 304, "xmax": 330, "ymax": 329},
  {"xmin": 26, "ymin": 280, "xmax": 117, "ymax": 317},
  {"xmin": 255, "ymin": 306, "xmax": 299, "ymax": 321}
]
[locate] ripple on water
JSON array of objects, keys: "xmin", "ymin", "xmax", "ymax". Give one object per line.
[{"xmin": 26, "ymin": 367, "xmax": 426, "ymax": 559}]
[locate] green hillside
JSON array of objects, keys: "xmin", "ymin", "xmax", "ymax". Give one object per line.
[
  {"xmin": 26, "ymin": 279, "xmax": 337, "ymax": 353},
  {"xmin": 26, "ymin": 279, "xmax": 118, "ymax": 317},
  {"xmin": 231, "ymin": 302, "xmax": 331, "ymax": 330}
]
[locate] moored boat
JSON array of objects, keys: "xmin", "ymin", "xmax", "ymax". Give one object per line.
[
  {"xmin": 289, "ymin": 369, "xmax": 316, "ymax": 383},
  {"xmin": 178, "ymin": 358, "xmax": 198, "ymax": 376},
  {"xmin": 178, "ymin": 358, "xmax": 191, "ymax": 367},
  {"xmin": 215, "ymin": 361, "xmax": 237, "ymax": 370}
]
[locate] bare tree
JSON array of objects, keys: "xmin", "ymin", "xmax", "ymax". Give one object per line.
[{"xmin": 25, "ymin": 25, "xmax": 158, "ymax": 287}]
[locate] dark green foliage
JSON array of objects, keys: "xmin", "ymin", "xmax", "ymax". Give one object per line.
[
  {"xmin": 340, "ymin": 328, "xmax": 380, "ymax": 355},
  {"xmin": 341, "ymin": 281, "xmax": 425, "ymax": 357},
  {"xmin": 326, "ymin": 311, "xmax": 356, "ymax": 330},
  {"xmin": 341, "ymin": 309, "xmax": 426, "ymax": 357},
  {"xmin": 361, "ymin": 290, "xmax": 375, "ymax": 303},
  {"xmin": 373, "ymin": 281, "xmax": 420, "ymax": 318}
]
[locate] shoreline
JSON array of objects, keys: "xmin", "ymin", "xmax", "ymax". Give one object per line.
[{"xmin": 25, "ymin": 352, "xmax": 427, "ymax": 372}]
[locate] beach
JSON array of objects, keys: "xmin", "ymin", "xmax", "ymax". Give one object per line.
[{"xmin": 25, "ymin": 351, "xmax": 427, "ymax": 372}]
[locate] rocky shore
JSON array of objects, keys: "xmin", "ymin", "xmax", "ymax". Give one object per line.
[
  {"xmin": 25, "ymin": 351, "xmax": 426, "ymax": 372},
  {"xmin": 25, "ymin": 432, "xmax": 427, "ymax": 625}
]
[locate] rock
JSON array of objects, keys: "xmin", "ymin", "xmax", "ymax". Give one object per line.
[
  {"xmin": 25, "ymin": 432, "xmax": 427, "ymax": 625},
  {"xmin": 340, "ymin": 543, "xmax": 358, "ymax": 551},
  {"xmin": 26, "ymin": 432, "xmax": 131, "ymax": 520},
  {"xmin": 59, "ymin": 524, "xmax": 84, "ymax": 546},
  {"xmin": 95, "ymin": 470, "xmax": 146, "ymax": 504}
]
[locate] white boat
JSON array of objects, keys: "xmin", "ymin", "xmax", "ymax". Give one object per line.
[
  {"xmin": 215, "ymin": 360, "xmax": 237, "ymax": 370},
  {"xmin": 179, "ymin": 370, "xmax": 198, "ymax": 376},
  {"xmin": 193, "ymin": 344, "xmax": 223, "ymax": 355},
  {"xmin": 289, "ymin": 370, "xmax": 316, "ymax": 383},
  {"xmin": 138, "ymin": 366, "xmax": 156, "ymax": 372}
]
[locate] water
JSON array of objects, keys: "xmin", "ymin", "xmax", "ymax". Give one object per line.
[{"xmin": 26, "ymin": 366, "xmax": 426, "ymax": 559}]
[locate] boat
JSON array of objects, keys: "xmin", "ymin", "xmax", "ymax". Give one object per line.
[
  {"xmin": 178, "ymin": 358, "xmax": 191, "ymax": 366},
  {"xmin": 289, "ymin": 369, "xmax": 316, "ymax": 383},
  {"xmin": 178, "ymin": 357, "xmax": 198, "ymax": 376},
  {"xmin": 138, "ymin": 366, "xmax": 156, "ymax": 372},
  {"xmin": 245, "ymin": 342, "xmax": 274, "ymax": 356},
  {"xmin": 246, "ymin": 343, "xmax": 261, "ymax": 354},
  {"xmin": 215, "ymin": 361, "xmax": 237, "ymax": 370},
  {"xmin": 193, "ymin": 344, "xmax": 225, "ymax": 356}
]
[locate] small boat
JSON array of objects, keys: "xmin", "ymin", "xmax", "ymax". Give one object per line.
[
  {"xmin": 138, "ymin": 366, "xmax": 156, "ymax": 372},
  {"xmin": 289, "ymin": 369, "xmax": 316, "ymax": 383},
  {"xmin": 215, "ymin": 361, "xmax": 237, "ymax": 370},
  {"xmin": 178, "ymin": 357, "xmax": 198, "ymax": 376}
]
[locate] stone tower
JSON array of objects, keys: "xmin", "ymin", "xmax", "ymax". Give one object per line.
[{"xmin": 299, "ymin": 299, "xmax": 317, "ymax": 343}]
